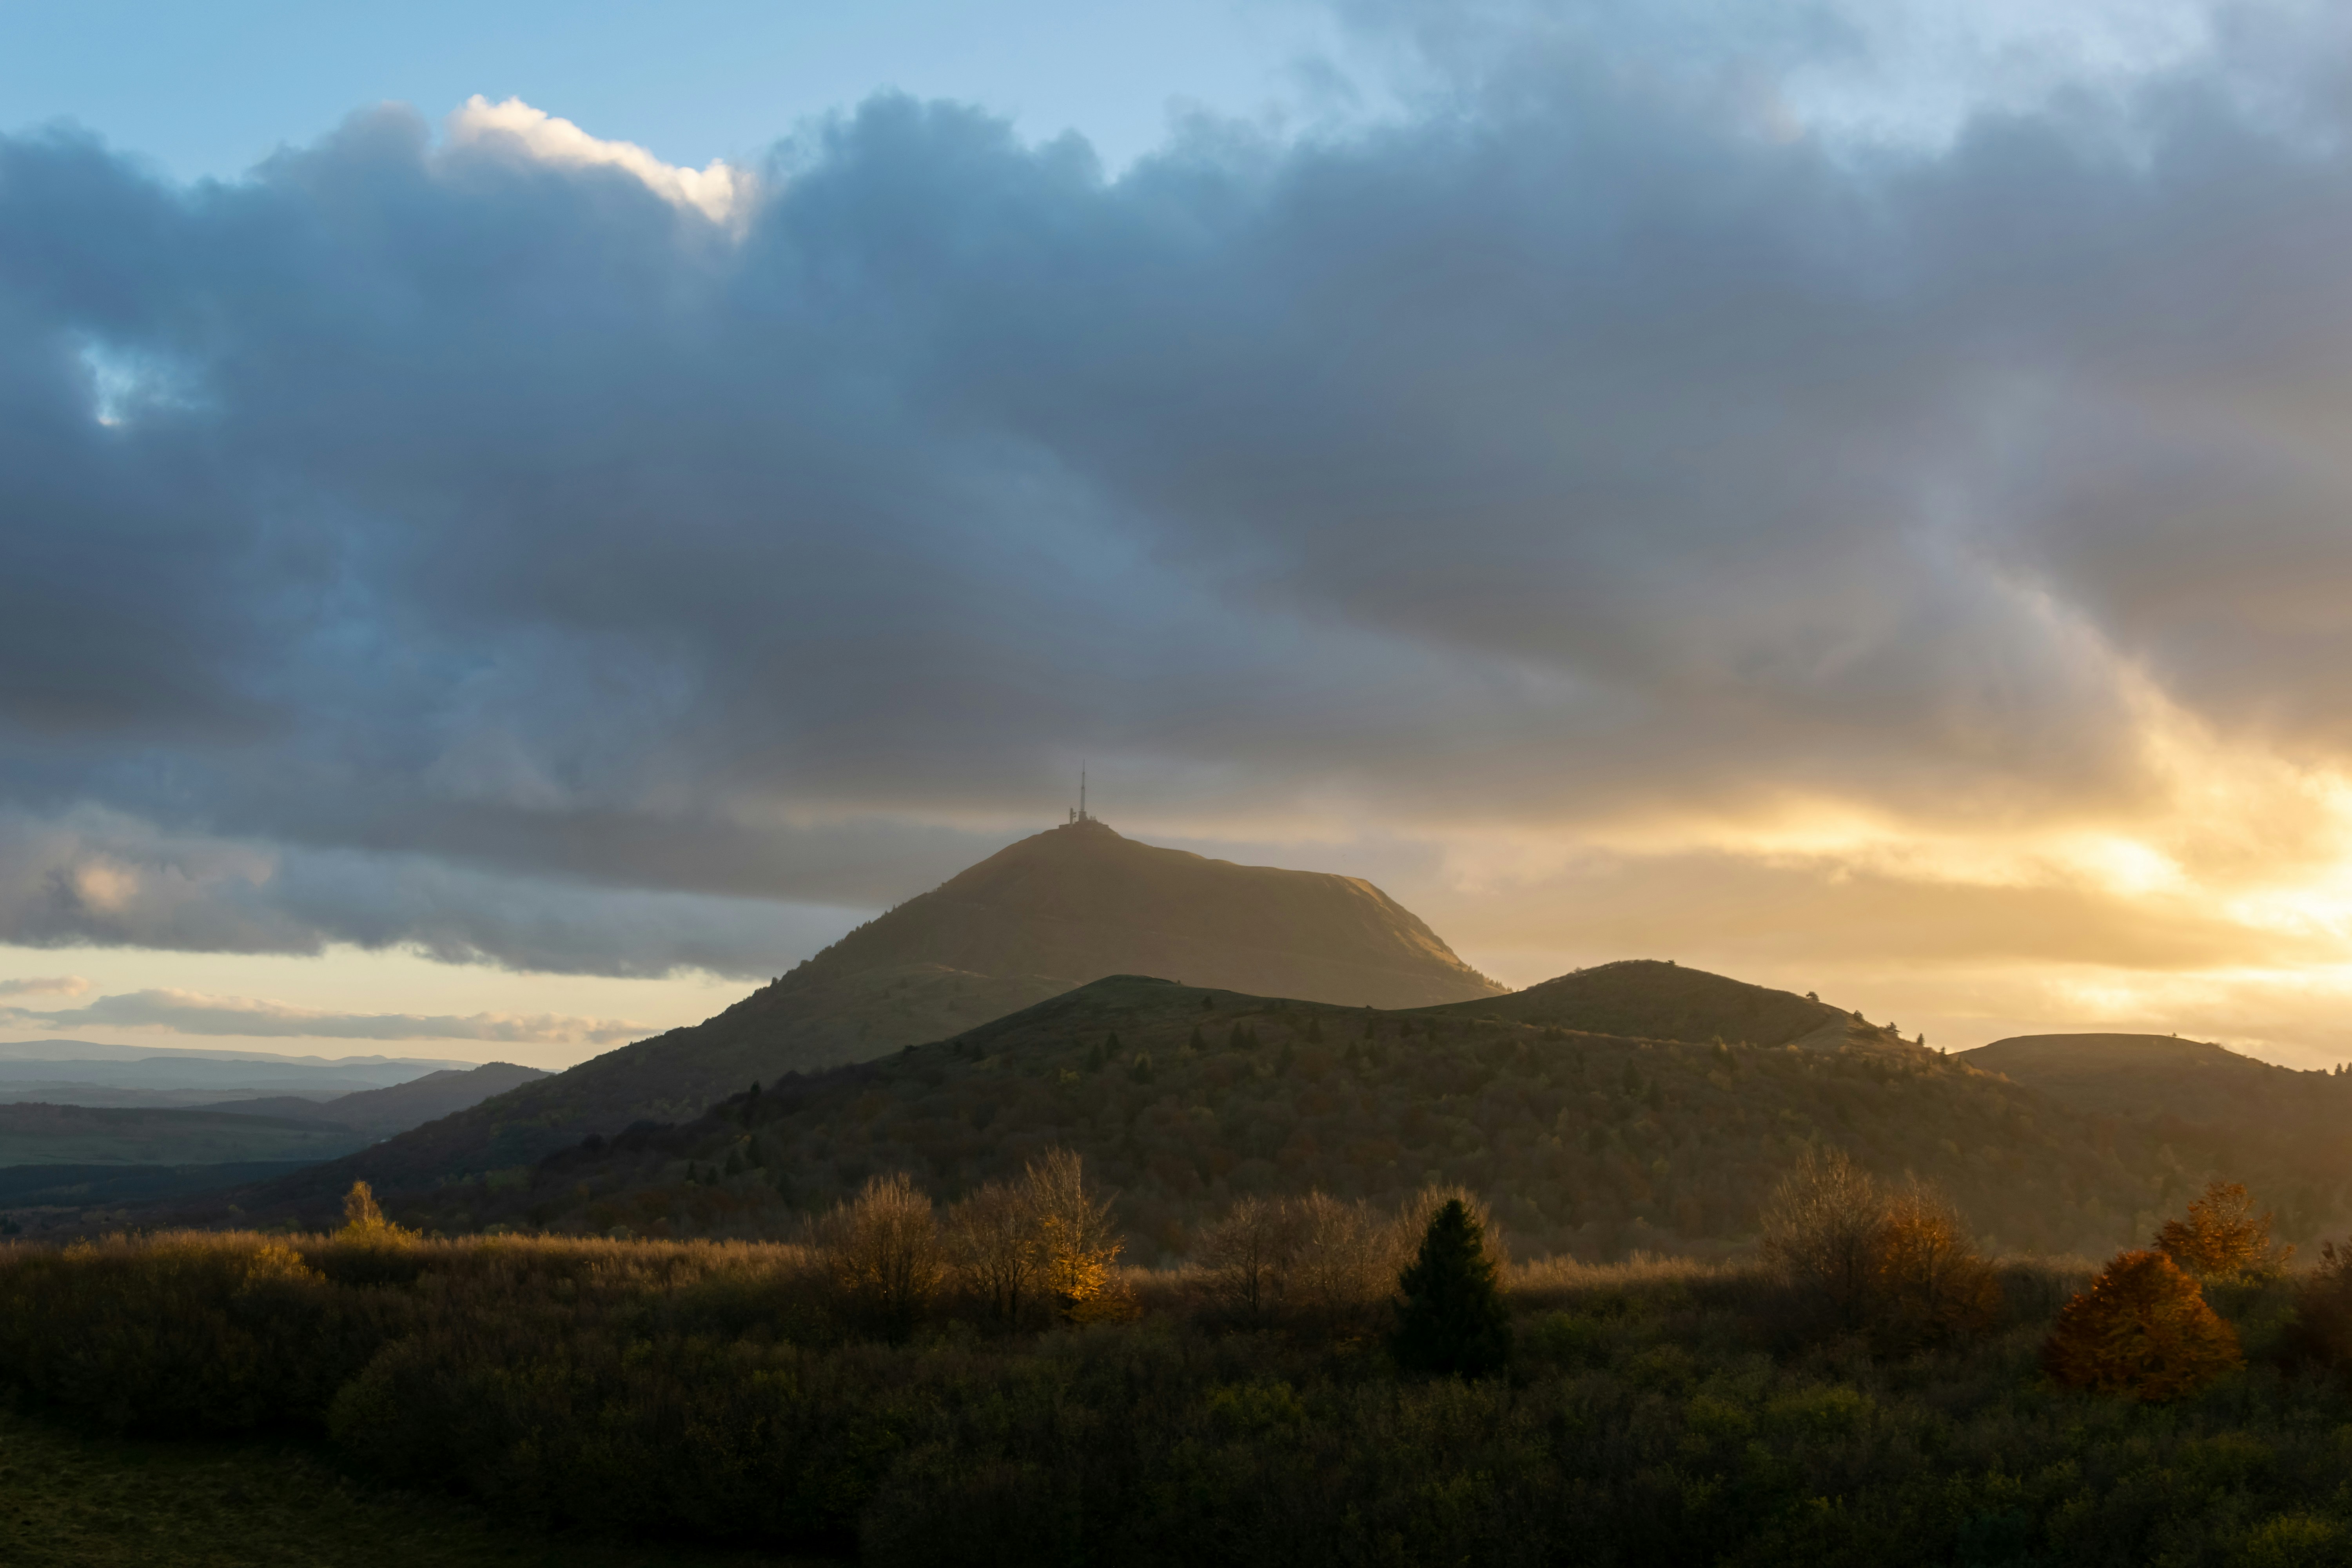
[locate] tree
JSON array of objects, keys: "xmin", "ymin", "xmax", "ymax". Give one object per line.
[
  {"xmin": 1392, "ymin": 1200, "xmax": 1512, "ymax": 1376},
  {"xmin": 1873, "ymin": 1182, "xmax": 2002, "ymax": 1348},
  {"xmin": 946, "ymin": 1178, "xmax": 1039, "ymax": 1327},
  {"xmin": 1196, "ymin": 1194, "xmax": 1301, "ymax": 1324},
  {"xmin": 1759, "ymin": 1147, "xmax": 1885, "ymax": 1332},
  {"xmin": 338, "ymin": 1181, "xmax": 416, "ymax": 1244},
  {"xmin": 2043, "ymin": 1249, "xmax": 2243, "ymax": 1400},
  {"xmin": 1025, "ymin": 1149, "xmax": 1125, "ymax": 1321},
  {"xmin": 818, "ymin": 1172, "xmax": 944, "ymax": 1341},
  {"xmin": 2155, "ymin": 1181, "xmax": 2292, "ymax": 1281}
]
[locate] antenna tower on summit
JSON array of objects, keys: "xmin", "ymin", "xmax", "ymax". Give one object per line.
[{"xmin": 1068, "ymin": 764, "xmax": 1097, "ymax": 826}]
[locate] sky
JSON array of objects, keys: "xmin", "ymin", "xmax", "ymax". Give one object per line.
[{"xmin": 8, "ymin": 0, "xmax": 2352, "ymax": 1070}]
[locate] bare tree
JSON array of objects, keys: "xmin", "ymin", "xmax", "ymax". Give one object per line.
[
  {"xmin": 945, "ymin": 1178, "xmax": 1038, "ymax": 1327},
  {"xmin": 818, "ymin": 1172, "xmax": 944, "ymax": 1341},
  {"xmin": 1759, "ymin": 1147, "xmax": 1887, "ymax": 1331},
  {"xmin": 1283, "ymin": 1191, "xmax": 1390, "ymax": 1337},
  {"xmin": 1196, "ymin": 1195, "xmax": 1305, "ymax": 1324}
]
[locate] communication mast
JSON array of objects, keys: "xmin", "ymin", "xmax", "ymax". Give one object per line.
[{"xmin": 1067, "ymin": 764, "xmax": 1097, "ymax": 826}]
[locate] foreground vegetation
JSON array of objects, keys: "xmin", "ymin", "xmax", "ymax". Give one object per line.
[
  {"xmin": 12, "ymin": 1163, "xmax": 2352, "ymax": 1565},
  {"xmin": 0, "ymin": 1396, "xmax": 802, "ymax": 1568}
]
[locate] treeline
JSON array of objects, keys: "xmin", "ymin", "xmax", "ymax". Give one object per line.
[
  {"xmin": 14, "ymin": 1163, "xmax": 2352, "ymax": 1562},
  {"xmin": 368, "ymin": 983, "xmax": 2217, "ymax": 1262}
]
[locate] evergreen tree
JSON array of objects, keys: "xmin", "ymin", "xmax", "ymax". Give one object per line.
[
  {"xmin": 1227, "ymin": 1024, "xmax": 1247, "ymax": 1052},
  {"xmin": 1188, "ymin": 1025, "xmax": 1206, "ymax": 1052},
  {"xmin": 1306, "ymin": 1016, "xmax": 1325, "ymax": 1044},
  {"xmin": 1086, "ymin": 1039, "xmax": 1108, "ymax": 1071},
  {"xmin": 1392, "ymin": 1200, "xmax": 1512, "ymax": 1376},
  {"xmin": 724, "ymin": 1148, "xmax": 744, "ymax": 1178}
]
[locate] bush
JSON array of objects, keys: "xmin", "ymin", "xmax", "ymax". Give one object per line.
[{"xmin": 2043, "ymin": 1249, "xmax": 2244, "ymax": 1401}]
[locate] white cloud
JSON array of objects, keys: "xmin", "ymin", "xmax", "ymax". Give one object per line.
[
  {"xmin": 445, "ymin": 95, "xmax": 747, "ymax": 222},
  {"xmin": 0, "ymin": 975, "xmax": 91, "ymax": 999}
]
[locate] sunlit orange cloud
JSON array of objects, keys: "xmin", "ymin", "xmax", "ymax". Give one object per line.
[{"xmin": 1388, "ymin": 667, "xmax": 2352, "ymax": 1067}]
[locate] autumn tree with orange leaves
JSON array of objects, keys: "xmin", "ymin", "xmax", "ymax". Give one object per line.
[
  {"xmin": 2154, "ymin": 1180, "xmax": 2293, "ymax": 1281},
  {"xmin": 2043, "ymin": 1248, "xmax": 2243, "ymax": 1400}
]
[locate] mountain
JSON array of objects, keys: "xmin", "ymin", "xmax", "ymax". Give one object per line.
[
  {"xmin": 209, "ymin": 1063, "xmax": 549, "ymax": 1136},
  {"xmin": 0, "ymin": 1039, "xmax": 471, "ymax": 1072},
  {"xmin": 231, "ymin": 969, "xmax": 2249, "ymax": 1262},
  {"xmin": 0, "ymin": 1050, "xmax": 462, "ymax": 1103},
  {"xmin": 245, "ymin": 819, "xmax": 1504, "ymax": 1190}
]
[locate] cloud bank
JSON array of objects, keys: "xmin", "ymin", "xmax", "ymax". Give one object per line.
[{"xmin": 9, "ymin": 2, "xmax": 2352, "ymax": 1051}]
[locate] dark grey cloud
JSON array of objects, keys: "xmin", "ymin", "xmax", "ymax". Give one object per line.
[{"xmin": 5, "ymin": 5, "xmax": 2352, "ymax": 975}]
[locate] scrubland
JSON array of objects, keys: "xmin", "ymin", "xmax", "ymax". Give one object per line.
[{"xmin": 8, "ymin": 1162, "xmax": 2352, "ymax": 1566}]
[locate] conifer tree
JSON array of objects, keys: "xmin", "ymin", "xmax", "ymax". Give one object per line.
[
  {"xmin": 1392, "ymin": 1199, "xmax": 1512, "ymax": 1376},
  {"xmin": 724, "ymin": 1148, "xmax": 744, "ymax": 1178},
  {"xmin": 1306, "ymin": 1016, "xmax": 1324, "ymax": 1044},
  {"xmin": 1188, "ymin": 1025, "xmax": 1206, "ymax": 1052}
]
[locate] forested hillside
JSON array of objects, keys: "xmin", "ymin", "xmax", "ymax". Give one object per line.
[
  {"xmin": 278, "ymin": 974, "xmax": 2236, "ymax": 1261},
  {"xmin": 1962, "ymin": 1033, "xmax": 2352, "ymax": 1240}
]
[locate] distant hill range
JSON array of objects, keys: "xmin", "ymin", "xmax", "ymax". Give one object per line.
[
  {"xmin": 239, "ymin": 820, "xmax": 1506, "ymax": 1191},
  {"xmin": 0, "ymin": 1062, "xmax": 546, "ymax": 1172},
  {"xmin": 230, "ymin": 968, "xmax": 2207, "ymax": 1261}
]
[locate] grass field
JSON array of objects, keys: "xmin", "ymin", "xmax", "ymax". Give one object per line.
[{"xmin": 0, "ymin": 1397, "xmax": 828, "ymax": 1568}]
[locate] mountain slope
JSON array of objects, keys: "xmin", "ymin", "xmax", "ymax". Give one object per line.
[
  {"xmin": 238, "ymin": 972, "xmax": 2261, "ymax": 1262},
  {"xmin": 236, "ymin": 820, "xmax": 1502, "ymax": 1192}
]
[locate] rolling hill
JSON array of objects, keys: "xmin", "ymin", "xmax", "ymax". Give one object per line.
[
  {"xmin": 243, "ymin": 819, "xmax": 1505, "ymax": 1190},
  {"xmin": 1958, "ymin": 1033, "xmax": 2352, "ymax": 1237},
  {"xmin": 1453, "ymin": 958, "xmax": 1901, "ymax": 1052},
  {"xmin": 240, "ymin": 967, "xmax": 2238, "ymax": 1261}
]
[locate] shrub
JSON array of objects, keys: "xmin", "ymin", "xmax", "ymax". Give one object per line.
[
  {"xmin": 1392, "ymin": 1200, "xmax": 1511, "ymax": 1377},
  {"xmin": 2156, "ymin": 1181, "xmax": 2293, "ymax": 1281},
  {"xmin": 2043, "ymin": 1249, "xmax": 2244, "ymax": 1401},
  {"xmin": 2281, "ymin": 1238, "xmax": 2352, "ymax": 1372}
]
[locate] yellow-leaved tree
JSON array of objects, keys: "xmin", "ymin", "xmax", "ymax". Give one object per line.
[
  {"xmin": 1025, "ymin": 1148, "xmax": 1127, "ymax": 1322},
  {"xmin": 338, "ymin": 1181, "xmax": 417, "ymax": 1244}
]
